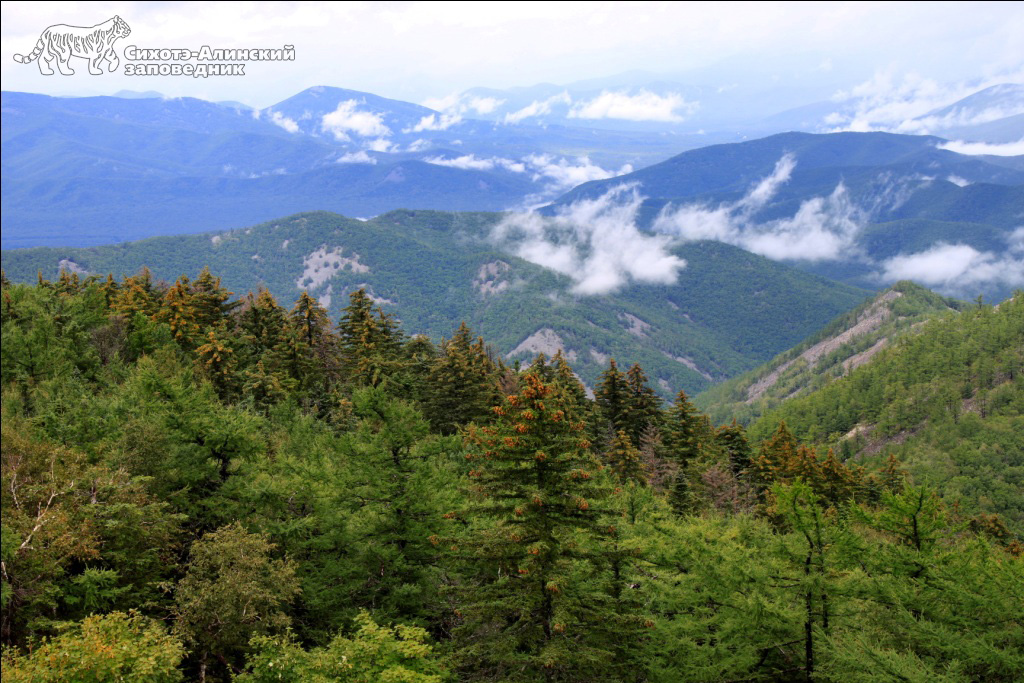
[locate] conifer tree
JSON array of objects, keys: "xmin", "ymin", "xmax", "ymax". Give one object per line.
[
  {"xmin": 159, "ymin": 275, "xmax": 201, "ymax": 349},
  {"xmin": 238, "ymin": 289, "xmax": 288, "ymax": 359},
  {"xmin": 337, "ymin": 288, "xmax": 403, "ymax": 387},
  {"xmin": 551, "ymin": 350, "xmax": 588, "ymax": 413},
  {"xmin": 664, "ymin": 390, "xmax": 703, "ymax": 469},
  {"xmin": 424, "ymin": 322, "xmax": 498, "ymax": 435},
  {"xmin": 595, "ymin": 358, "xmax": 631, "ymax": 441},
  {"xmin": 718, "ymin": 420, "xmax": 754, "ymax": 476},
  {"xmin": 195, "ymin": 324, "xmax": 239, "ymax": 400},
  {"xmin": 190, "ymin": 266, "xmax": 238, "ymax": 330},
  {"xmin": 607, "ymin": 429, "xmax": 646, "ymax": 484},
  {"xmin": 113, "ymin": 267, "xmax": 159, "ymax": 319},
  {"xmin": 624, "ymin": 363, "xmax": 662, "ymax": 447},
  {"xmin": 456, "ymin": 372, "xmax": 634, "ymax": 681}
]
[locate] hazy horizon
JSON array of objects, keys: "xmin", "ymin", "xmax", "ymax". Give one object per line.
[{"xmin": 2, "ymin": 1, "xmax": 1022, "ymax": 114}]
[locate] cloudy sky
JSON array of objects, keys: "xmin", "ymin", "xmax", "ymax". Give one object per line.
[{"xmin": 1, "ymin": 1, "xmax": 1022, "ymax": 108}]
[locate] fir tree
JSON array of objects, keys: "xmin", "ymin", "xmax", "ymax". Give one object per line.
[
  {"xmin": 624, "ymin": 363, "xmax": 662, "ymax": 447},
  {"xmin": 607, "ymin": 429, "xmax": 646, "ymax": 484},
  {"xmin": 424, "ymin": 322, "xmax": 498, "ymax": 435},
  {"xmin": 594, "ymin": 359, "xmax": 631, "ymax": 442},
  {"xmin": 337, "ymin": 288, "xmax": 403, "ymax": 387},
  {"xmin": 455, "ymin": 372, "xmax": 635, "ymax": 682}
]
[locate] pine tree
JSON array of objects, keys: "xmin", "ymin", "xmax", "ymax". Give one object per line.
[
  {"xmin": 195, "ymin": 324, "xmax": 239, "ymax": 400},
  {"xmin": 718, "ymin": 420, "xmax": 754, "ymax": 476},
  {"xmin": 752, "ymin": 420, "xmax": 800, "ymax": 491},
  {"xmin": 664, "ymin": 390, "xmax": 703, "ymax": 469},
  {"xmin": 238, "ymin": 289, "xmax": 288, "ymax": 359},
  {"xmin": 551, "ymin": 350, "xmax": 588, "ymax": 413},
  {"xmin": 190, "ymin": 266, "xmax": 238, "ymax": 330},
  {"xmin": 159, "ymin": 275, "xmax": 202, "ymax": 349},
  {"xmin": 455, "ymin": 372, "xmax": 634, "ymax": 681}
]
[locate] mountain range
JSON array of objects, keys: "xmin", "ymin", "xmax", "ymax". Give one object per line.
[{"xmin": 3, "ymin": 80, "xmax": 1020, "ymax": 252}]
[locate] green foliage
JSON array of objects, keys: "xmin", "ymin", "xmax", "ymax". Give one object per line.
[
  {"xmin": 748, "ymin": 291, "xmax": 1024, "ymax": 530},
  {"xmin": 174, "ymin": 522, "xmax": 300, "ymax": 679},
  {"xmin": 698, "ymin": 281, "xmax": 962, "ymax": 426},
  {"xmin": 454, "ymin": 372, "xmax": 639, "ymax": 681},
  {"xmin": 424, "ymin": 322, "xmax": 500, "ymax": 435},
  {"xmin": 2, "ymin": 209, "xmax": 871, "ymax": 398},
  {"xmin": 1, "ymin": 268, "xmax": 1019, "ymax": 683},
  {"xmin": 238, "ymin": 611, "xmax": 447, "ymax": 683},
  {"xmin": 1, "ymin": 611, "xmax": 185, "ymax": 683}
]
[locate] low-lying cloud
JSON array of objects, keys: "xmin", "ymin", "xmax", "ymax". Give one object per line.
[
  {"xmin": 421, "ymin": 93, "xmax": 506, "ymax": 118},
  {"xmin": 879, "ymin": 231, "xmax": 1024, "ymax": 295},
  {"xmin": 825, "ymin": 69, "xmax": 1024, "ymax": 135},
  {"xmin": 569, "ymin": 90, "xmax": 698, "ymax": 122},
  {"xmin": 653, "ymin": 154, "xmax": 865, "ymax": 262},
  {"xmin": 321, "ymin": 100, "xmax": 392, "ymax": 140},
  {"xmin": 492, "ymin": 185, "xmax": 686, "ymax": 295},
  {"xmin": 405, "ymin": 111, "xmax": 463, "ymax": 132},
  {"xmin": 422, "ymin": 153, "xmax": 631, "ymax": 199},
  {"xmin": 937, "ymin": 139, "xmax": 1024, "ymax": 156},
  {"xmin": 423, "ymin": 154, "xmax": 526, "ymax": 172},
  {"xmin": 523, "ymin": 154, "xmax": 633, "ymax": 197},
  {"xmin": 268, "ymin": 110, "xmax": 299, "ymax": 133},
  {"xmin": 336, "ymin": 150, "xmax": 376, "ymax": 164},
  {"xmin": 487, "ymin": 152, "xmax": 1019, "ymax": 298},
  {"xmin": 503, "ymin": 92, "xmax": 572, "ymax": 124}
]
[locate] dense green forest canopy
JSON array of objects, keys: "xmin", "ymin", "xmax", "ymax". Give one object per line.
[{"xmin": 1, "ymin": 269, "xmax": 1021, "ymax": 682}]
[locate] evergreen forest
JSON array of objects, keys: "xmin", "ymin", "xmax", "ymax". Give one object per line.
[{"xmin": 1, "ymin": 269, "xmax": 1021, "ymax": 682}]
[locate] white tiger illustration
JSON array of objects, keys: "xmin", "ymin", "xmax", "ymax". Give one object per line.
[{"xmin": 13, "ymin": 16, "xmax": 131, "ymax": 76}]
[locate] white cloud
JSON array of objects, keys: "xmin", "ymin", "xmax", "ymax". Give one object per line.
[
  {"xmin": 740, "ymin": 154, "xmax": 795, "ymax": 210},
  {"xmin": 405, "ymin": 111, "xmax": 463, "ymax": 132},
  {"xmin": 492, "ymin": 184, "xmax": 686, "ymax": 295},
  {"xmin": 424, "ymin": 154, "xmax": 525, "ymax": 172},
  {"xmin": 421, "ymin": 93, "xmax": 461, "ymax": 112},
  {"xmin": 946, "ymin": 175, "xmax": 971, "ymax": 187},
  {"xmin": 522, "ymin": 154, "xmax": 633, "ymax": 197},
  {"xmin": 568, "ymin": 90, "xmax": 698, "ymax": 122},
  {"xmin": 407, "ymin": 138, "xmax": 432, "ymax": 152},
  {"xmin": 365, "ymin": 138, "xmax": 398, "ymax": 152},
  {"xmin": 268, "ymin": 110, "xmax": 299, "ymax": 133},
  {"xmin": 937, "ymin": 139, "xmax": 1024, "ymax": 156},
  {"xmin": 503, "ymin": 92, "xmax": 572, "ymax": 124},
  {"xmin": 825, "ymin": 68, "xmax": 1024, "ymax": 134},
  {"xmin": 878, "ymin": 235, "xmax": 1024, "ymax": 294},
  {"xmin": 465, "ymin": 95, "xmax": 505, "ymax": 114},
  {"xmin": 653, "ymin": 154, "xmax": 866, "ymax": 262},
  {"xmin": 419, "ymin": 93, "xmax": 505, "ymax": 120},
  {"xmin": 336, "ymin": 150, "xmax": 376, "ymax": 164},
  {"xmin": 321, "ymin": 100, "xmax": 392, "ymax": 140}
]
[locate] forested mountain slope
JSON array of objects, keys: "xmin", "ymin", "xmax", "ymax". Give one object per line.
[
  {"xmin": 697, "ymin": 281, "xmax": 963, "ymax": 425},
  {"xmin": 747, "ymin": 292, "xmax": 1024, "ymax": 529},
  {"xmin": 1, "ymin": 209, "xmax": 870, "ymax": 396}
]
